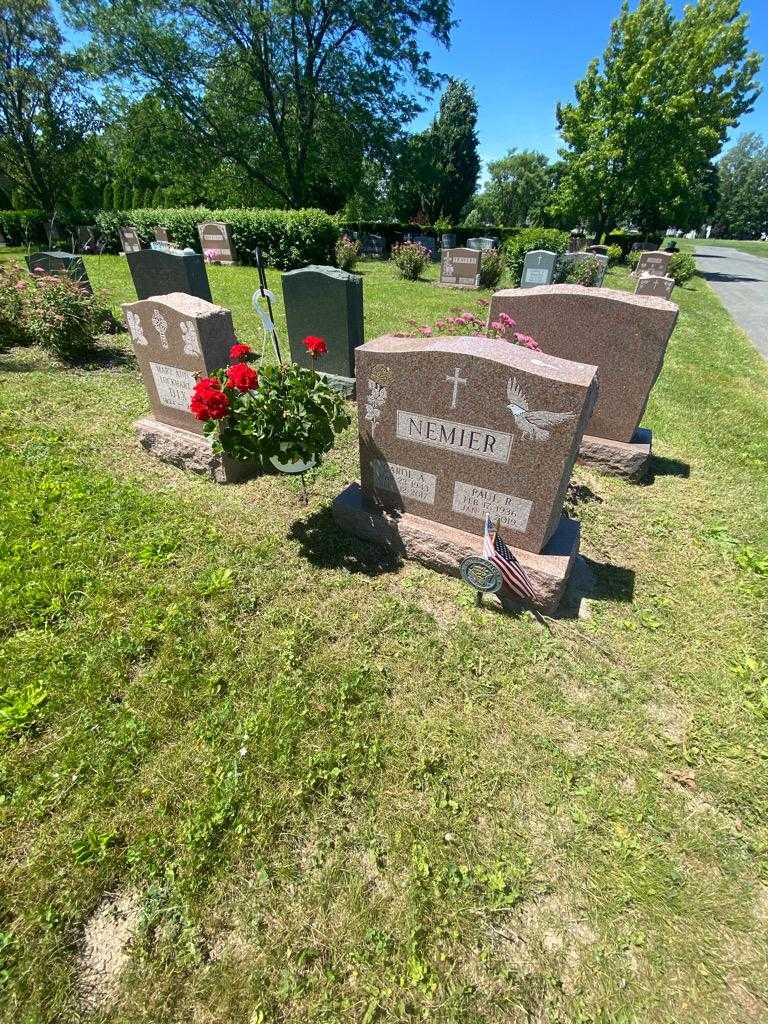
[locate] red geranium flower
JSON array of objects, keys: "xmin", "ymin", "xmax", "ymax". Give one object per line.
[
  {"xmin": 229, "ymin": 342, "xmax": 252, "ymax": 359},
  {"xmin": 226, "ymin": 361, "xmax": 259, "ymax": 392},
  {"xmin": 303, "ymin": 335, "xmax": 328, "ymax": 357},
  {"xmin": 190, "ymin": 378, "xmax": 230, "ymax": 420}
]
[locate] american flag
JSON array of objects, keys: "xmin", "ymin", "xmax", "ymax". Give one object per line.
[{"xmin": 483, "ymin": 514, "xmax": 537, "ymax": 604}]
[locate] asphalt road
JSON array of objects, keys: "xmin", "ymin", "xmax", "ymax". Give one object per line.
[{"xmin": 694, "ymin": 245, "xmax": 768, "ymax": 361}]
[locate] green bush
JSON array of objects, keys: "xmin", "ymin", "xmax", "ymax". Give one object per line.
[
  {"xmin": 628, "ymin": 250, "xmax": 641, "ymax": 272},
  {"xmin": 479, "ymin": 249, "xmax": 504, "ymax": 289},
  {"xmin": 606, "ymin": 244, "xmax": 624, "ymax": 266},
  {"xmin": 504, "ymin": 228, "xmax": 569, "ymax": 287},
  {"xmin": 0, "ymin": 260, "xmax": 115, "ymax": 360},
  {"xmin": 391, "ymin": 241, "xmax": 431, "ymax": 281},
  {"xmin": 335, "ymin": 235, "xmax": 361, "ymax": 271},
  {"xmin": 559, "ymin": 255, "xmax": 602, "ymax": 287},
  {"xmin": 668, "ymin": 251, "xmax": 696, "ymax": 286},
  {"xmin": 94, "ymin": 206, "xmax": 339, "ymax": 269}
]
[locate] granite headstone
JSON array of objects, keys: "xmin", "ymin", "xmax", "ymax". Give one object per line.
[
  {"xmin": 634, "ymin": 251, "xmax": 672, "ymax": 278},
  {"xmin": 413, "ymin": 235, "xmax": 437, "ymax": 260},
  {"xmin": 635, "ymin": 275, "xmax": 675, "ymax": 300},
  {"xmin": 197, "ymin": 221, "xmax": 236, "ymax": 264},
  {"xmin": 361, "ymin": 234, "xmax": 386, "ymax": 257},
  {"xmin": 127, "ymin": 248, "xmax": 212, "ymax": 303},
  {"xmin": 521, "ymin": 250, "xmax": 557, "ymax": 288},
  {"xmin": 439, "ymin": 247, "xmax": 482, "ymax": 289},
  {"xmin": 468, "ymin": 237, "xmax": 497, "ymax": 251},
  {"xmin": 154, "ymin": 226, "xmax": 170, "ymax": 244},
  {"xmin": 281, "ymin": 264, "xmax": 364, "ymax": 393},
  {"xmin": 119, "ymin": 227, "xmax": 142, "ymax": 255},
  {"xmin": 26, "ymin": 251, "xmax": 92, "ymax": 293}
]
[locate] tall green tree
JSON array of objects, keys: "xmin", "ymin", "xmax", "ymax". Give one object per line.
[
  {"xmin": 480, "ymin": 149, "xmax": 553, "ymax": 226},
  {"xmin": 713, "ymin": 132, "xmax": 768, "ymax": 237},
  {"xmin": 420, "ymin": 79, "xmax": 480, "ymax": 221},
  {"xmin": 64, "ymin": 0, "xmax": 454, "ymax": 209},
  {"xmin": 555, "ymin": 0, "xmax": 761, "ymax": 237},
  {"xmin": 0, "ymin": 0, "xmax": 97, "ymax": 211}
]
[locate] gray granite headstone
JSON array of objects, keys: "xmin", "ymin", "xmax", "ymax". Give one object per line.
[
  {"xmin": 119, "ymin": 226, "xmax": 142, "ymax": 254},
  {"xmin": 197, "ymin": 221, "xmax": 236, "ymax": 264},
  {"xmin": 521, "ymin": 250, "xmax": 557, "ymax": 288},
  {"xmin": 440, "ymin": 247, "xmax": 481, "ymax": 289},
  {"xmin": 441, "ymin": 233, "xmax": 457, "ymax": 249},
  {"xmin": 413, "ymin": 235, "xmax": 437, "ymax": 260},
  {"xmin": 26, "ymin": 251, "xmax": 92, "ymax": 294},
  {"xmin": 468, "ymin": 237, "xmax": 497, "ymax": 251},
  {"xmin": 559, "ymin": 251, "xmax": 608, "ymax": 287},
  {"xmin": 122, "ymin": 292, "xmax": 233, "ymax": 435},
  {"xmin": 127, "ymin": 248, "xmax": 212, "ymax": 303},
  {"xmin": 635, "ymin": 274, "xmax": 675, "ymax": 300},
  {"xmin": 361, "ymin": 234, "xmax": 385, "ymax": 257},
  {"xmin": 281, "ymin": 264, "xmax": 364, "ymax": 394}
]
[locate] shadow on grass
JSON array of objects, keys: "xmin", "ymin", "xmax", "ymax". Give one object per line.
[
  {"xmin": 549, "ymin": 555, "xmax": 636, "ymax": 621},
  {"xmin": 290, "ymin": 507, "xmax": 402, "ymax": 577},
  {"xmin": 646, "ymin": 454, "xmax": 690, "ymax": 481},
  {"xmin": 566, "ymin": 482, "xmax": 604, "ymax": 510}
]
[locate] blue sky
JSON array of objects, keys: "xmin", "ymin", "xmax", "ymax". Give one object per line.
[{"xmin": 413, "ymin": 0, "xmax": 768, "ymax": 175}]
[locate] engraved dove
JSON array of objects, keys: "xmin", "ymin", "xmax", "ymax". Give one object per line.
[{"xmin": 506, "ymin": 378, "xmax": 575, "ymax": 442}]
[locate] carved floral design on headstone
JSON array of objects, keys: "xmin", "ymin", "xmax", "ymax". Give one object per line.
[
  {"xmin": 126, "ymin": 311, "xmax": 147, "ymax": 346},
  {"xmin": 180, "ymin": 320, "xmax": 202, "ymax": 357},
  {"xmin": 152, "ymin": 308, "xmax": 169, "ymax": 349}
]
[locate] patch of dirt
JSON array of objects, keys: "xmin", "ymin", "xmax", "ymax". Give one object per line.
[
  {"xmin": 77, "ymin": 890, "xmax": 142, "ymax": 1012},
  {"xmin": 666, "ymin": 767, "xmax": 697, "ymax": 791},
  {"xmin": 208, "ymin": 924, "xmax": 251, "ymax": 964},
  {"xmin": 646, "ymin": 700, "xmax": 688, "ymax": 744}
]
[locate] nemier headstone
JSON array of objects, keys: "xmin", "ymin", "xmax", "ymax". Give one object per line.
[
  {"xmin": 440, "ymin": 247, "xmax": 482, "ymax": 289},
  {"xmin": 197, "ymin": 221, "xmax": 236, "ymax": 264},
  {"xmin": 488, "ymin": 284, "xmax": 679, "ymax": 478},
  {"xmin": 119, "ymin": 226, "xmax": 142, "ymax": 255},
  {"xmin": 635, "ymin": 275, "xmax": 674, "ymax": 300},
  {"xmin": 333, "ymin": 335, "xmax": 599, "ymax": 611},
  {"xmin": 127, "ymin": 248, "xmax": 212, "ymax": 303},
  {"xmin": 26, "ymin": 251, "xmax": 92, "ymax": 294},
  {"xmin": 468, "ymin": 237, "xmax": 497, "ymax": 251},
  {"xmin": 634, "ymin": 251, "xmax": 671, "ymax": 278},
  {"xmin": 281, "ymin": 264, "xmax": 364, "ymax": 395},
  {"xmin": 521, "ymin": 250, "xmax": 557, "ymax": 288}
]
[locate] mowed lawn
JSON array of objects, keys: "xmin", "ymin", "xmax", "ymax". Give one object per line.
[
  {"xmin": 678, "ymin": 236, "xmax": 768, "ymax": 260},
  {"xmin": 1, "ymin": 255, "xmax": 767, "ymax": 1024}
]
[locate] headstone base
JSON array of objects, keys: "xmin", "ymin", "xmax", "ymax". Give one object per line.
[
  {"xmin": 332, "ymin": 483, "xmax": 580, "ymax": 614},
  {"xmin": 578, "ymin": 427, "xmax": 651, "ymax": 480},
  {"xmin": 135, "ymin": 417, "xmax": 257, "ymax": 484},
  {"xmin": 436, "ymin": 281, "xmax": 480, "ymax": 291},
  {"xmin": 319, "ymin": 371, "xmax": 356, "ymax": 399}
]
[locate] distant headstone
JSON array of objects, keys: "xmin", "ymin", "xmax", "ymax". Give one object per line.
[
  {"xmin": 26, "ymin": 251, "xmax": 92, "ymax": 294},
  {"xmin": 119, "ymin": 226, "xmax": 142, "ymax": 255},
  {"xmin": 568, "ymin": 231, "xmax": 586, "ymax": 253},
  {"xmin": 332, "ymin": 334, "xmax": 599, "ymax": 612},
  {"xmin": 521, "ymin": 250, "xmax": 557, "ymax": 288},
  {"xmin": 197, "ymin": 221, "xmax": 236, "ymax": 264},
  {"xmin": 127, "ymin": 248, "xmax": 212, "ymax": 303},
  {"xmin": 439, "ymin": 247, "xmax": 482, "ymax": 289},
  {"xmin": 77, "ymin": 225, "xmax": 98, "ymax": 251},
  {"xmin": 412, "ymin": 235, "xmax": 437, "ymax": 260},
  {"xmin": 488, "ymin": 284, "xmax": 679, "ymax": 478},
  {"xmin": 154, "ymin": 226, "xmax": 170, "ymax": 244},
  {"xmin": 585, "ymin": 244, "xmax": 609, "ymax": 255},
  {"xmin": 361, "ymin": 234, "xmax": 386, "ymax": 257},
  {"xmin": 123, "ymin": 292, "xmax": 251, "ymax": 483},
  {"xmin": 468, "ymin": 237, "xmax": 497, "ymax": 251},
  {"xmin": 559, "ymin": 251, "xmax": 608, "ymax": 287},
  {"xmin": 441, "ymin": 233, "xmax": 457, "ymax": 250},
  {"xmin": 634, "ymin": 251, "xmax": 672, "ymax": 278},
  {"xmin": 635, "ymin": 275, "xmax": 674, "ymax": 300},
  {"xmin": 281, "ymin": 265, "xmax": 364, "ymax": 394}
]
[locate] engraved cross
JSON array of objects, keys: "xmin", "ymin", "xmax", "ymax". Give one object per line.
[{"xmin": 446, "ymin": 367, "xmax": 468, "ymax": 409}]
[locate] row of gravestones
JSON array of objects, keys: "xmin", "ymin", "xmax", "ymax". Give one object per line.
[
  {"xmin": 347, "ymin": 234, "xmax": 499, "ymax": 260},
  {"xmin": 119, "ymin": 222, "xmax": 237, "ymax": 264},
  {"xmin": 121, "ymin": 253, "xmax": 679, "ymax": 616},
  {"xmin": 514, "ymin": 247, "xmax": 675, "ymax": 299}
]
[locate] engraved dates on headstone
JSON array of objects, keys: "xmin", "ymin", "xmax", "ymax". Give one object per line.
[
  {"xmin": 121, "ymin": 292, "xmax": 234, "ymax": 434},
  {"xmin": 355, "ymin": 335, "xmax": 599, "ymax": 553}
]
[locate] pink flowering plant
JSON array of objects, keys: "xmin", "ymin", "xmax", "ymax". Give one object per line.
[
  {"xmin": 335, "ymin": 234, "xmax": 361, "ymax": 271},
  {"xmin": 204, "ymin": 248, "xmax": 221, "ymax": 263},
  {"xmin": 396, "ymin": 301, "xmax": 540, "ymax": 351},
  {"xmin": 391, "ymin": 241, "xmax": 431, "ymax": 281}
]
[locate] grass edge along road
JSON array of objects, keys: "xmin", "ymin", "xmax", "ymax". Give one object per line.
[{"xmin": 0, "ymin": 260, "xmax": 767, "ymax": 1023}]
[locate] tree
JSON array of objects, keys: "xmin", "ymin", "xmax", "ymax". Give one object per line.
[
  {"xmin": 713, "ymin": 133, "xmax": 768, "ymax": 237},
  {"xmin": 481, "ymin": 150, "xmax": 553, "ymax": 226},
  {"xmin": 0, "ymin": 0, "xmax": 98, "ymax": 212},
  {"xmin": 420, "ymin": 79, "xmax": 479, "ymax": 222},
  {"xmin": 64, "ymin": 0, "xmax": 454, "ymax": 209},
  {"xmin": 101, "ymin": 181, "xmax": 112, "ymax": 209},
  {"xmin": 555, "ymin": 0, "xmax": 761, "ymax": 237}
]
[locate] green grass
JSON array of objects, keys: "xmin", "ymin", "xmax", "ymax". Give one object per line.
[
  {"xmin": 1, "ymin": 258, "xmax": 767, "ymax": 1023},
  {"xmin": 677, "ymin": 237, "xmax": 768, "ymax": 260}
]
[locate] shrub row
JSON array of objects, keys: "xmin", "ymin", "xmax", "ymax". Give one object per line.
[
  {"xmin": 0, "ymin": 209, "xmax": 100, "ymax": 245},
  {"xmin": 95, "ymin": 207, "xmax": 339, "ymax": 269},
  {"xmin": 503, "ymin": 228, "xmax": 571, "ymax": 287}
]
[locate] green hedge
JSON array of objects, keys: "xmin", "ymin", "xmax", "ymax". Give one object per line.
[
  {"xmin": 0, "ymin": 209, "xmax": 100, "ymax": 245},
  {"xmin": 95, "ymin": 207, "xmax": 339, "ymax": 269}
]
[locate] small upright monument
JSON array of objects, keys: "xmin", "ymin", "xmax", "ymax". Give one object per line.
[
  {"xmin": 123, "ymin": 292, "xmax": 249, "ymax": 482},
  {"xmin": 119, "ymin": 226, "xmax": 142, "ymax": 255},
  {"xmin": 26, "ymin": 251, "xmax": 92, "ymax": 294},
  {"xmin": 633, "ymin": 251, "xmax": 672, "ymax": 278},
  {"xmin": 521, "ymin": 250, "xmax": 557, "ymax": 288},
  {"xmin": 439, "ymin": 248, "xmax": 482, "ymax": 289},
  {"xmin": 197, "ymin": 221, "xmax": 237, "ymax": 264},
  {"xmin": 333, "ymin": 334, "xmax": 599, "ymax": 612},
  {"xmin": 127, "ymin": 248, "xmax": 212, "ymax": 303}
]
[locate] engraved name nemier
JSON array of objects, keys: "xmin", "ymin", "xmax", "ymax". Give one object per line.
[{"xmin": 395, "ymin": 411, "xmax": 512, "ymax": 463}]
